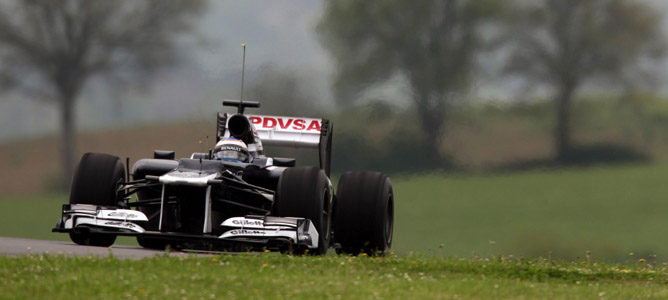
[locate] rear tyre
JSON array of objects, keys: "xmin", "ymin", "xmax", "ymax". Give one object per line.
[
  {"xmin": 276, "ymin": 166, "xmax": 332, "ymax": 255},
  {"xmin": 68, "ymin": 152, "xmax": 125, "ymax": 247},
  {"xmin": 334, "ymin": 171, "xmax": 393, "ymax": 255}
]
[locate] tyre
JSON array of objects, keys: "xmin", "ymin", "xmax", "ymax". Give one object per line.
[
  {"xmin": 68, "ymin": 152, "xmax": 125, "ymax": 247},
  {"xmin": 132, "ymin": 159, "xmax": 192, "ymax": 249},
  {"xmin": 334, "ymin": 171, "xmax": 394, "ymax": 255},
  {"xmin": 136, "ymin": 236, "xmax": 168, "ymax": 250},
  {"xmin": 276, "ymin": 166, "xmax": 332, "ymax": 255}
]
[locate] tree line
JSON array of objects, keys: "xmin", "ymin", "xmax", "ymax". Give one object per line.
[
  {"xmin": 0, "ymin": 0, "xmax": 664, "ymax": 187},
  {"xmin": 318, "ymin": 0, "xmax": 664, "ymax": 166}
]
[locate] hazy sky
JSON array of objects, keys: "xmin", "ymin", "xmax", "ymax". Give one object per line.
[
  {"xmin": 197, "ymin": 0, "xmax": 328, "ymax": 75},
  {"xmin": 0, "ymin": 0, "xmax": 329, "ymax": 141},
  {"xmin": 1, "ymin": 0, "xmax": 668, "ymax": 141}
]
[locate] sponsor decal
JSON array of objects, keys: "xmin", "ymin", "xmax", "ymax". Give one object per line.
[
  {"xmin": 229, "ymin": 229, "xmax": 265, "ymax": 236},
  {"xmin": 231, "ymin": 219, "xmax": 264, "ymax": 227},
  {"xmin": 215, "ymin": 138, "xmax": 249, "ymax": 150},
  {"xmin": 169, "ymin": 171, "xmax": 209, "ymax": 178},
  {"xmin": 107, "ymin": 212, "xmax": 138, "ymax": 219},
  {"xmin": 104, "ymin": 221, "xmax": 136, "ymax": 228},
  {"xmin": 216, "ymin": 145, "xmax": 246, "ymax": 151},
  {"xmin": 249, "ymin": 116, "xmax": 321, "ymax": 132}
]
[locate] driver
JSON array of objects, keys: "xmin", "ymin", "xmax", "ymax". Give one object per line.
[{"xmin": 213, "ymin": 137, "xmax": 251, "ymax": 163}]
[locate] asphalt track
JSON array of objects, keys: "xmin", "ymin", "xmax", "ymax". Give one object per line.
[{"xmin": 0, "ymin": 236, "xmax": 203, "ymax": 259}]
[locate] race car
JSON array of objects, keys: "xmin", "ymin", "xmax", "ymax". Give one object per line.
[{"xmin": 53, "ymin": 100, "xmax": 394, "ymax": 255}]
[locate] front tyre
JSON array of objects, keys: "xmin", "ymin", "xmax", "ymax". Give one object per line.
[
  {"xmin": 276, "ymin": 167, "xmax": 332, "ymax": 255},
  {"xmin": 334, "ymin": 171, "xmax": 394, "ymax": 255},
  {"xmin": 136, "ymin": 236, "xmax": 168, "ymax": 250},
  {"xmin": 68, "ymin": 152, "xmax": 125, "ymax": 247}
]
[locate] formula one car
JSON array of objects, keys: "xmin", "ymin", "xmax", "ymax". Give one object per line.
[{"xmin": 53, "ymin": 100, "xmax": 394, "ymax": 255}]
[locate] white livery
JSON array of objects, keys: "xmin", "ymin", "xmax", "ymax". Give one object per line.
[
  {"xmin": 248, "ymin": 115, "xmax": 323, "ymax": 148},
  {"xmin": 54, "ymin": 99, "xmax": 393, "ymax": 256}
]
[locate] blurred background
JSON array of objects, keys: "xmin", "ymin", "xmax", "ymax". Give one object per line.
[{"xmin": 2, "ymin": 0, "xmax": 668, "ymax": 262}]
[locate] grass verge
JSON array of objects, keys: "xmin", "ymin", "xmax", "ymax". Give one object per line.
[
  {"xmin": 4, "ymin": 162, "xmax": 668, "ymax": 261},
  {"xmin": 0, "ymin": 194, "xmax": 138, "ymax": 246},
  {"xmin": 1, "ymin": 254, "xmax": 667, "ymax": 299},
  {"xmin": 393, "ymin": 162, "xmax": 668, "ymax": 261}
]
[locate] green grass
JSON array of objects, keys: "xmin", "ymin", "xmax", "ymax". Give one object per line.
[
  {"xmin": 3, "ymin": 163, "xmax": 668, "ymax": 298},
  {"xmin": 0, "ymin": 194, "xmax": 66, "ymax": 241},
  {"xmin": 3, "ymin": 162, "xmax": 668, "ymax": 261},
  {"xmin": 0, "ymin": 194, "xmax": 138, "ymax": 246},
  {"xmin": 393, "ymin": 162, "xmax": 668, "ymax": 262},
  {"xmin": 1, "ymin": 254, "xmax": 668, "ymax": 299}
]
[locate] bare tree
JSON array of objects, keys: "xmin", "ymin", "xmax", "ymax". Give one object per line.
[
  {"xmin": 317, "ymin": 0, "xmax": 506, "ymax": 164},
  {"xmin": 0, "ymin": 0, "xmax": 205, "ymax": 187},
  {"xmin": 506, "ymin": 0, "xmax": 664, "ymax": 161}
]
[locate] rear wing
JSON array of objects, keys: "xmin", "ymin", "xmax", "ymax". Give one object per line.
[
  {"xmin": 248, "ymin": 115, "xmax": 322, "ymax": 148},
  {"xmin": 217, "ymin": 112, "xmax": 333, "ymax": 176},
  {"xmin": 250, "ymin": 115, "xmax": 332, "ymax": 177}
]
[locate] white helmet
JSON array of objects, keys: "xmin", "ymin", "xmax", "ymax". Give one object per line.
[{"xmin": 214, "ymin": 138, "xmax": 251, "ymax": 163}]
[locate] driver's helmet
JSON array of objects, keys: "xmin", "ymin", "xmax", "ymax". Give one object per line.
[{"xmin": 213, "ymin": 138, "xmax": 251, "ymax": 163}]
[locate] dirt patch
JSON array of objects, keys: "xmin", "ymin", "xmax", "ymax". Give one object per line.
[
  {"xmin": 0, "ymin": 121, "xmax": 211, "ymax": 195},
  {"xmin": 443, "ymin": 119, "xmax": 554, "ymax": 167},
  {"xmin": 0, "ymin": 117, "xmax": 657, "ymax": 195}
]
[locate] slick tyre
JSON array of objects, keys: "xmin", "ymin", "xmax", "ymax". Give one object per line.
[
  {"xmin": 334, "ymin": 171, "xmax": 394, "ymax": 255},
  {"xmin": 68, "ymin": 152, "xmax": 125, "ymax": 247},
  {"xmin": 276, "ymin": 166, "xmax": 332, "ymax": 255},
  {"xmin": 136, "ymin": 237, "xmax": 169, "ymax": 250}
]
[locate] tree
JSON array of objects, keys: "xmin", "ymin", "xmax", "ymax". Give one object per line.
[
  {"xmin": 246, "ymin": 64, "xmax": 321, "ymax": 116},
  {"xmin": 0, "ymin": 0, "xmax": 205, "ymax": 187},
  {"xmin": 317, "ymin": 0, "xmax": 505, "ymax": 164},
  {"xmin": 505, "ymin": 0, "xmax": 664, "ymax": 161}
]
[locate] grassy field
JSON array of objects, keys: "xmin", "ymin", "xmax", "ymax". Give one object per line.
[
  {"xmin": 3, "ymin": 152, "xmax": 668, "ymax": 298},
  {"xmin": 0, "ymin": 195, "xmax": 138, "ymax": 246},
  {"xmin": 0, "ymin": 121, "xmax": 213, "ymax": 195},
  {"xmin": 0, "ymin": 194, "xmax": 66, "ymax": 242},
  {"xmin": 393, "ymin": 162, "xmax": 668, "ymax": 262},
  {"xmin": 2, "ymin": 161, "xmax": 668, "ymax": 262},
  {"xmin": 1, "ymin": 254, "xmax": 668, "ymax": 299}
]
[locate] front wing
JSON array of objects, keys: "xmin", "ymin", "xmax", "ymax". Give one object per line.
[{"xmin": 53, "ymin": 204, "xmax": 319, "ymax": 250}]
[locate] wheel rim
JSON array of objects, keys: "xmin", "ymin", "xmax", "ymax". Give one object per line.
[
  {"xmin": 111, "ymin": 164, "xmax": 125, "ymax": 205},
  {"xmin": 320, "ymin": 186, "xmax": 332, "ymax": 244},
  {"xmin": 385, "ymin": 192, "xmax": 394, "ymax": 246}
]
